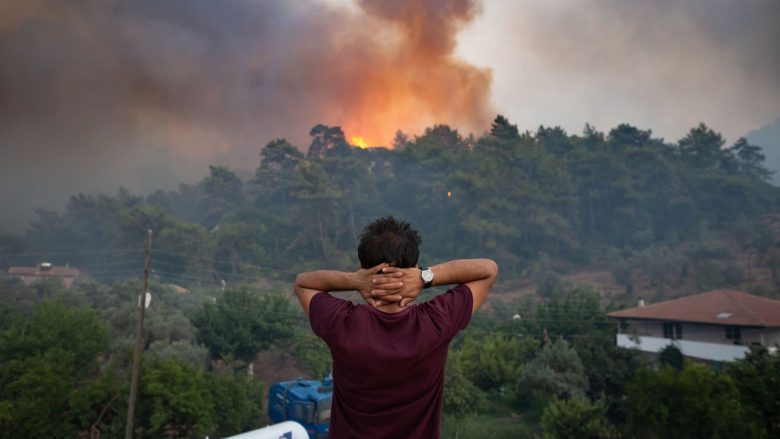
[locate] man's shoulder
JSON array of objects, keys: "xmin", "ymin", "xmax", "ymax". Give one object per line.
[
  {"xmin": 416, "ymin": 284, "xmax": 473, "ymax": 335},
  {"xmin": 312, "ymin": 291, "xmax": 352, "ymax": 304},
  {"xmin": 415, "ymin": 284, "xmax": 473, "ymax": 321},
  {"xmin": 420, "ymin": 284, "xmax": 472, "ymax": 307},
  {"xmin": 310, "ymin": 293, "xmax": 359, "ymax": 340}
]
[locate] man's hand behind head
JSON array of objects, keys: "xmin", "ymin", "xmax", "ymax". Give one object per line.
[
  {"xmin": 356, "ymin": 263, "xmax": 398, "ymax": 307},
  {"xmin": 371, "ymin": 266, "xmax": 423, "ymax": 307}
]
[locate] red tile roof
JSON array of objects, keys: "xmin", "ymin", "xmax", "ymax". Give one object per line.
[{"xmin": 608, "ymin": 290, "xmax": 780, "ymax": 327}]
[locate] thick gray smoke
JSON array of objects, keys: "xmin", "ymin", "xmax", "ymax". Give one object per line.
[
  {"xmin": 460, "ymin": 0, "xmax": 780, "ymax": 142},
  {"xmin": 0, "ymin": 0, "xmax": 493, "ymax": 231},
  {"xmin": 1, "ymin": 0, "xmax": 778, "ymax": 231}
]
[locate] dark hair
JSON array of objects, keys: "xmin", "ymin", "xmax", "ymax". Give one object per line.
[{"xmin": 358, "ymin": 216, "xmax": 421, "ymax": 268}]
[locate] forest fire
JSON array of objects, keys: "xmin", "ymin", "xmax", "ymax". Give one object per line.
[
  {"xmin": 326, "ymin": 0, "xmax": 494, "ymax": 148},
  {"xmin": 350, "ymin": 136, "xmax": 370, "ymax": 149}
]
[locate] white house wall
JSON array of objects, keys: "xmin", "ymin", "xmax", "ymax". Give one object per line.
[
  {"xmin": 624, "ymin": 320, "xmax": 775, "ymax": 346},
  {"xmin": 616, "ymin": 333, "xmax": 750, "ymax": 362}
]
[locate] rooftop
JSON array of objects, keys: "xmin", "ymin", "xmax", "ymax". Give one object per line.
[
  {"xmin": 8, "ymin": 262, "xmax": 80, "ymax": 277},
  {"xmin": 608, "ymin": 289, "xmax": 780, "ymax": 327}
]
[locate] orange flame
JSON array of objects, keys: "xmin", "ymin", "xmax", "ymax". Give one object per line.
[
  {"xmin": 331, "ymin": 0, "xmax": 493, "ymax": 149},
  {"xmin": 350, "ymin": 135, "xmax": 370, "ymax": 149}
]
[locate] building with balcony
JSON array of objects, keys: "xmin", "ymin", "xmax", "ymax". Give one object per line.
[
  {"xmin": 608, "ymin": 290, "xmax": 780, "ymax": 363},
  {"xmin": 8, "ymin": 262, "xmax": 80, "ymax": 288}
]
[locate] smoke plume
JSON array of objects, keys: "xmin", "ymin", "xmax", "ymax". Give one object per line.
[
  {"xmin": 0, "ymin": 0, "xmax": 494, "ymax": 230},
  {"xmin": 458, "ymin": 0, "xmax": 780, "ymax": 143}
]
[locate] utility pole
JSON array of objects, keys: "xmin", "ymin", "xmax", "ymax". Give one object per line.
[{"xmin": 125, "ymin": 229, "xmax": 152, "ymax": 439}]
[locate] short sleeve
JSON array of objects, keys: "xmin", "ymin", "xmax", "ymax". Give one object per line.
[
  {"xmin": 420, "ymin": 284, "xmax": 473, "ymax": 341},
  {"xmin": 309, "ymin": 293, "xmax": 351, "ymax": 343}
]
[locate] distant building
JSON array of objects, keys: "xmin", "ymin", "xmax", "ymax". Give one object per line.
[
  {"xmin": 8, "ymin": 262, "xmax": 80, "ymax": 288},
  {"xmin": 608, "ymin": 290, "xmax": 780, "ymax": 363}
]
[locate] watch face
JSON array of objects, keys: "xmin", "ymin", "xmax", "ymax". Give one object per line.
[{"xmin": 422, "ymin": 269, "xmax": 434, "ymax": 283}]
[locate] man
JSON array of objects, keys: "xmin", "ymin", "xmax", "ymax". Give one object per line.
[{"xmin": 295, "ymin": 216, "xmax": 498, "ymax": 438}]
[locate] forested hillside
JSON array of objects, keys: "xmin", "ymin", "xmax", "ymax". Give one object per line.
[
  {"xmin": 2, "ymin": 116, "xmax": 780, "ymax": 438},
  {"xmin": 2, "ymin": 116, "xmax": 779, "ymax": 297}
]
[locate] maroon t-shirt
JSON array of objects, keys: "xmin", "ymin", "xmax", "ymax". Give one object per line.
[{"xmin": 309, "ymin": 284, "xmax": 473, "ymax": 438}]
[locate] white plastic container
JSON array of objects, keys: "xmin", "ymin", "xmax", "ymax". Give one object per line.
[{"xmin": 222, "ymin": 421, "xmax": 309, "ymax": 439}]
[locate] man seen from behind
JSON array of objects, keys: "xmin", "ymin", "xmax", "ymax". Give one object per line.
[{"xmin": 294, "ymin": 216, "xmax": 498, "ymax": 438}]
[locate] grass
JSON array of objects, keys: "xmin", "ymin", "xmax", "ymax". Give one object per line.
[{"xmin": 440, "ymin": 414, "xmax": 537, "ymax": 439}]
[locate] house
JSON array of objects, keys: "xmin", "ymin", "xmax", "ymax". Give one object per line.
[
  {"xmin": 608, "ymin": 290, "xmax": 780, "ymax": 363},
  {"xmin": 8, "ymin": 262, "xmax": 80, "ymax": 288}
]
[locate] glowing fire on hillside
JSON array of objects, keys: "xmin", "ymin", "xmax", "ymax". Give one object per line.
[
  {"xmin": 350, "ymin": 136, "xmax": 370, "ymax": 149},
  {"xmin": 322, "ymin": 0, "xmax": 493, "ymax": 149}
]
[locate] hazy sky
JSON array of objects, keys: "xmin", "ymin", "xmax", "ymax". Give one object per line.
[
  {"xmin": 456, "ymin": 0, "xmax": 780, "ymax": 142},
  {"xmin": 0, "ymin": 0, "xmax": 778, "ymax": 231}
]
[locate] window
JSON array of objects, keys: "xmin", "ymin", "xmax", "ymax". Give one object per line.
[
  {"xmin": 293, "ymin": 402, "xmax": 315, "ymax": 423},
  {"xmin": 725, "ymin": 326, "xmax": 741, "ymax": 344},
  {"xmin": 663, "ymin": 322, "xmax": 682, "ymax": 339},
  {"xmin": 270, "ymin": 390, "xmax": 286, "ymax": 418},
  {"xmin": 317, "ymin": 399, "xmax": 332, "ymax": 423}
]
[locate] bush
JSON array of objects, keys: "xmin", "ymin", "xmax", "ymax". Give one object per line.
[
  {"xmin": 541, "ymin": 396, "xmax": 618, "ymax": 439},
  {"xmin": 441, "ymin": 414, "xmax": 534, "ymax": 439},
  {"xmin": 626, "ymin": 363, "xmax": 750, "ymax": 438}
]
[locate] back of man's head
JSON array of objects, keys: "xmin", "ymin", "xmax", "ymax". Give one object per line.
[{"xmin": 358, "ymin": 216, "xmax": 421, "ymax": 268}]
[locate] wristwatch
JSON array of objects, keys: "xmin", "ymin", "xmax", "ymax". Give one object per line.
[{"xmin": 420, "ymin": 266, "xmax": 434, "ymax": 289}]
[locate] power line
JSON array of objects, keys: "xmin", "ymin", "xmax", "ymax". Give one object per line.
[
  {"xmin": 0, "ymin": 248, "xmax": 144, "ymax": 257},
  {"xmin": 3, "ymin": 251, "xmax": 765, "ymax": 339},
  {"xmin": 0, "ymin": 264, "xmax": 703, "ymax": 323},
  {"xmin": 0, "ymin": 265, "xmax": 691, "ymax": 321},
  {"xmin": 153, "ymin": 249, "xmax": 298, "ymax": 277}
]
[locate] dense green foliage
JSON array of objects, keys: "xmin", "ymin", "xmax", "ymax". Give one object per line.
[
  {"xmin": 293, "ymin": 331, "xmax": 332, "ymax": 379},
  {"xmin": 728, "ymin": 346, "xmax": 780, "ymax": 437},
  {"xmin": 658, "ymin": 344, "xmax": 685, "ymax": 370},
  {"xmin": 0, "ymin": 287, "xmax": 273, "ymax": 438},
  {"xmin": 450, "ymin": 332, "xmax": 538, "ymax": 391},
  {"xmin": 626, "ymin": 362, "xmax": 748, "ymax": 438},
  {"xmin": 3, "ymin": 118, "xmax": 777, "ymax": 298},
  {"xmin": 135, "ymin": 360, "xmax": 263, "ymax": 438},
  {"xmin": 0, "ymin": 302, "xmax": 109, "ymax": 438},
  {"xmin": 516, "ymin": 339, "xmax": 588, "ymax": 404},
  {"xmin": 192, "ymin": 288, "xmax": 295, "ymax": 367},
  {"xmin": 2, "ymin": 273, "xmax": 779, "ymax": 437},
  {"xmin": 443, "ymin": 361, "xmax": 488, "ymax": 438},
  {"xmin": 541, "ymin": 396, "xmax": 618, "ymax": 439}
]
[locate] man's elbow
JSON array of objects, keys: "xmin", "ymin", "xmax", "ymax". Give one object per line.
[
  {"xmin": 485, "ymin": 259, "xmax": 499, "ymax": 279},
  {"xmin": 294, "ymin": 273, "xmax": 306, "ymax": 297}
]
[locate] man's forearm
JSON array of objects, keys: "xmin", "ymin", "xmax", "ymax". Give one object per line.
[
  {"xmin": 295, "ymin": 264, "xmax": 397, "ymax": 312},
  {"xmin": 294, "ymin": 270, "xmax": 357, "ymax": 314},
  {"xmin": 295, "ymin": 270, "xmax": 359, "ymax": 294},
  {"xmin": 429, "ymin": 259, "xmax": 498, "ymax": 287},
  {"xmin": 363, "ymin": 259, "xmax": 497, "ymax": 308}
]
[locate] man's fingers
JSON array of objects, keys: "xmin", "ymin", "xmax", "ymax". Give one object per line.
[
  {"xmin": 372, "ymin": 287, "xmax": 402, "ymax": 296},
  {"xmin": 372, "ymin": 276, "xmax": 403, "ymax": 285},
  {"xmin": 376, "ymin": 294, "xmax": 403, "ymax": 303},
  {"xmin": 372, "ymin": 282, "xmax": 404, "ymax": 291},
  {"xmin": 371, "ymin": 272, "xmax": 403, "ymax": 280},
  {"xmin": 400, "ymin": 297, "xmax": 414, "ymax": 307},
  {"xmin": 369, "ymin": 262, "xmax": 389, "ymax": 274},
  {"xmin": 380, "ymin": 266, "xmax": 403, "ymax": 274}
]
